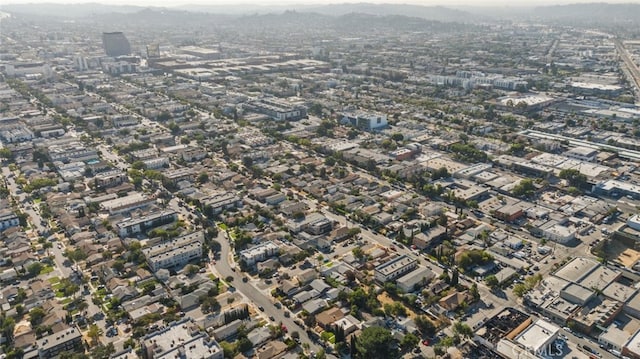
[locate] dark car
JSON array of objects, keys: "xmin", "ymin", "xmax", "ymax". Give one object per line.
[{"xmin": 258, "ymin": 306, "xmax": 265, "ymax": 311}]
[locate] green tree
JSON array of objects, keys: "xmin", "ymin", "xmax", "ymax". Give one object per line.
[
  {"xmin": 485, "ymin": 274, "xmax": 499, "ymax": 289},
  {"xmin": 432, "ymin": 167, "xmax": 449, "ymax": 180},
  {"xmin": 356, "ymin": 326, "xmax": 398, "ymax": 359},
  {"xmin": 558, "ymin": 168, "xmax": 588, "ymax": 188},
  {"xmin": 92, "ymin": 343, "xmax": 115, "ymax": 359},
  {"xmin": 141, "ymin": 282, "xmax": 156, "ymax": 295},
  {"xmin": 400, "ymin": 332, "xmax": 419, "ymax": 350},
  {"xmin": 513, "ymin": 283, "xmax": 528, "ymax": 297},
  {"xmin": 414, "ymin": 315, "xmax": 436, "ymax": 336},
  {"xmin": 197, "ymin": 172, "xmax": 209, "ymax": 184},
  {"xmin": 453, "ymin": 322, "xmax": 473, "ymax": 339},
  {"xmin": 58, "ymin": 278, "xmax": 79, "ymax": 297},
  {"xmin": 512, "ymin": 179, "xmax": 536, "ymax": 197},
  {"xmin": 0, "ymin": 147, "xmax": 13, "ymax": 160},
  {"xmin": 87, "ymin": 324, "xmax": 102, "ymax": 346},
  {"xmin": 186, "ymin": 264, "xmax": 200, "ymax": 276},
  {"xmin": 29, "ymin": 307, "xmax": 46, "ymax": 325},
  {"xmin": 27, "ymin": 262, "xmax": 44, "ymax": 276}
]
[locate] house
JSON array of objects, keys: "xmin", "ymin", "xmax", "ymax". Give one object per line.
[
  {"xmin": 316, "ymin": 307, "xmax": 345, "ymax": 329},
  {"xmin": 278, "ymin": 279, "xmax": 301, "ymax": 298},
  {"xmin": 296, "ymin": 268, "xmax": 318, "ymax": 285},
  {"xmin": 309, "ymin": 279, "xmax": 331, "ymax": 294},
  {"xmin": 112, "ymin": 285, "xmax": 138, "ymax": 302},
  {"xmin": 439, "ymin": 291, "xmax": 471, "ymax": 312},
  {"xmin": 302, "ymin": 298, "xmax": 328, "ymax": 315}
]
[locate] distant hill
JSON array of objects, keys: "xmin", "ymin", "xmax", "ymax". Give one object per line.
[
  {"xmin": 297, "ymin": 3, "xmax": 478, "ymax": 23},
  {"xmin": 0, "ymin": 3, "xmax": 481, "ymax": 33},
  {"xmin": 529, "ymin": 3, "xmax": 640, "ymax": 24},
  {"xmin": 230, "ymin": 11, "xmax": 476, "ymax": 33},
  {"xmin": 177, "ymin": 3, "xmax": 481, "ymax": 23},
  {"xmin": 3, "ymin": 2, "xmax": 638, "ymax": 28},
  {"xmin": 0, "ymin": 2, "xmax": 147, "ymax": 18}
]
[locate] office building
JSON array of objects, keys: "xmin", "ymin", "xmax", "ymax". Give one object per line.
[{"xmin": 102, "ymin": 32, "xmax": 132, "ymax": 57}]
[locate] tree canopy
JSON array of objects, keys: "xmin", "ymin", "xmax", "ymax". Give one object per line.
[{"xmin": 355, "ymin": 326, "xmax": 398, "ymax": 359}]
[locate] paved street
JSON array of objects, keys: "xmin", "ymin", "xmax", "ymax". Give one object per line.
[{"xmin": 209, "ymin": 230, "xmax": 323, "ymax": 353}]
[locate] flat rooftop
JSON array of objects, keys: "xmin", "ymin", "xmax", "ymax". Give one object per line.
[
  {"xmin": 376, "ymin": 254, "xmax": 417, "ymax": 276},
  {"xmin": 625, "ymin": 326, "xmax": 640, "ymax": 357},
  {"xmin": 515, "ymin": 319, "xmax": 560, "ymax": 353},
  {"xmin": 142, "ymin": 319, "xmax": 222, "ymax": 359},
  {"xmin": 578, "ymin": 266, "xmax": 620, "ymax": 291},
  {"xmin": 554, "ymin": 257, "xmax": 599, "ymax": 283}
]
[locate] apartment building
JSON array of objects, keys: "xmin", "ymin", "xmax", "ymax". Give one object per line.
[
  {"xmin": 143, "ymin": 231, "xmax": 204, "ymax": 272},
  {"xmin": 116, "ymin": 211, "xmax": 177, "ymax": 238},
  {"xmin": 374, "ymin": 254, "xmax": 418, "ymax": 283}
]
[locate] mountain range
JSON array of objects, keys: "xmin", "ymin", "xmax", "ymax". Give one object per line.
[{"xmin": 1, "ymin": 2, "xmax": 639, "ymax": 25}]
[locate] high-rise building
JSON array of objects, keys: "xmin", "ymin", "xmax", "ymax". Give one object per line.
[
  {"xmin": 146, "ymin": 43, "xmax": 160, "ymax": 58},
  {"xmin": 102, "ymin": 32, "xmax": 131, "ymax": 57}
]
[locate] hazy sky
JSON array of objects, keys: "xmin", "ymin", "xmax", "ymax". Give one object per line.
[{"xmin": 4, "ymin": 0, "xmax": 640, "ymax": 6}]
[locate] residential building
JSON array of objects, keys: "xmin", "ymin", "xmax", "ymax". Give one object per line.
[
  {"xmin": 240, "ymin": 241, "xmax": 279, "ymax": 266},
  {"xmin": 100, "ymin": 192, "xmax": 155, "ymax": 214},
  {"xmin": 141, "ymin": 319, "xmax": 223, "ymax": 359},
  {"xmin": 0, "ymin": 211, "xmax": 19, "ymax": 231},
  {"xmin": 143, "ymin": 157, "xmax": 170, "ymax": 170},
  {"xmin": 143, "ymin": 231, "xmax": 204, "ymax": 272},
  {"xmin": 94, "ymin": 170, "xmax": 128, "ymax": 189},
  {"xmin": 36, "ymin": 327, "xmax": 83, "ymax": 358},
  {"xmin": 287, "ymin": 212, "xmax": 333, "ymax": 235},
  {"xmin": 438, "ymin": 291, "xmax": 471, "ymax": 311},
  {"xmin": 202, "ymin": 192, "xmax": 242, "ymax": 215},
  {"xmin": 396, "ymin": 266, "xmax": 435, "ymax": 292},
  {"xmin": 182, "ymin": 148, "xmax": 207, "ymax": 162},
  {"xmin": 163, "ymin": 168, "xmax": 195, "ymax": 185},
  {"xmin": 116, "ymin": 211, "xmax": 177, "ymax": 237},
  {"xmin": 374, "ymin": 254, "xmax": 418, "ymax": 283}
]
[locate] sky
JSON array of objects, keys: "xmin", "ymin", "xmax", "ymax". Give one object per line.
[{"xmin": 3, "ymin": 0, "xmax": 640, "ymax": 6}]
